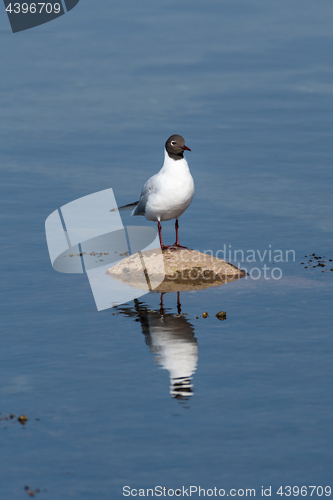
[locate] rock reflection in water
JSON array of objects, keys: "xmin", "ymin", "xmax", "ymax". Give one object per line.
[{"xmin": 117, "ymin": 293, "xmax": 198, "ymax": 401}]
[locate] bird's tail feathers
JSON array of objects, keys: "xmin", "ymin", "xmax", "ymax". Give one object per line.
[{"xmin": 110, "ymin": 201, "xmax": 139, "ymax": 212}]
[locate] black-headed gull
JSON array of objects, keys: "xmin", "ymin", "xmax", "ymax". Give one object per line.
[{"xmin": 116, "ymin": 134, "xmax": 194, "ymax": 249}]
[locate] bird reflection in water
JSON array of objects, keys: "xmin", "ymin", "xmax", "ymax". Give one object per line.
[{"xmin": 117, "ymin": 293, "xmax": 198, "ymax": 402}]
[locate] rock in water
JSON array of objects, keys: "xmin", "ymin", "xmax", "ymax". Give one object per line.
[{"xmin": 107, "ymin": 248, "xmax": 246, "ymax": 293}]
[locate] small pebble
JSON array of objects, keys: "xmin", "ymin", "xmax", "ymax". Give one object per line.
[
  {"xmin": 18, "ymin": 415, "xmax": 28, "ymax": 425},
  {"xmin": 216, "ymin": 311, "xmax": 227, "ymax": 320}
]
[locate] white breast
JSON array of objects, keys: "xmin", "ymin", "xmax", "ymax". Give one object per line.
[{"xmin": 144, "ymin": 151, "xmax": 195, "ymax": 222}]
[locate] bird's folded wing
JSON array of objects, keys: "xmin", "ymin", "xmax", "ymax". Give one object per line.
[
  {"xmin": 132, "ymin": 174, "xmax": 157, "ymax": 216},
  {"xmin": 116, "ymin": 173, "xmax": 158, "ymax": 216}
]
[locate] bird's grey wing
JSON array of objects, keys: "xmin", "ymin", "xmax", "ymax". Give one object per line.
[{"xmin": 132, "ymin": 174, "xmax": 158, "ymax": 216}]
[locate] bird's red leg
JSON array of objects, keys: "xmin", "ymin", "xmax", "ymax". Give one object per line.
[
  {"xmin": 173, "ymin": 219, "xmax": 187, "ymax": 249},
  {"xmin": 158, "ymin": 221, "xmax": 169, "ymax": 250},
  {"xmin": 175, "ymin": 219, "xmax": 180, "ymax": 245}
]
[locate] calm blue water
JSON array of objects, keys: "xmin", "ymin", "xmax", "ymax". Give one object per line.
[{"xmin": 0, "ymin": 1, "xmax": 333, "ymax": 498}]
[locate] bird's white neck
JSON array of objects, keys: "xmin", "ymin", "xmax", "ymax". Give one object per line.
[{"xmin": 162, "ymin": 149, "xmax": 189, "ymax": 173}]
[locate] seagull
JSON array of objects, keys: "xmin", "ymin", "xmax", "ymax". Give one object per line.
[{"xmin": 114, "ymin": 134, "xmax": 194, "ymax": 249}]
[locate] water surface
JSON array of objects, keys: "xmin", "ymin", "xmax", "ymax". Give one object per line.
[{"xmin": 0, "ymin": 1, "xmax": 333, "ymax": 498}]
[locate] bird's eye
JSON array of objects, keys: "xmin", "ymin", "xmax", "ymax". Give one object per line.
[{"xmin": 171, "ymin": 141, "xmax": 176, "ymax": 146}]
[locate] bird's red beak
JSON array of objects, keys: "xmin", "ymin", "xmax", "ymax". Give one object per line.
[{"xmin": 182, "ymin": 145, "xmax": 191, "ymax": 151}]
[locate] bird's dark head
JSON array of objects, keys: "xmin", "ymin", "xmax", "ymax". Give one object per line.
[{"xmin": 165, "ymin": 134, "xmax": 191, "ymax": 161}]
